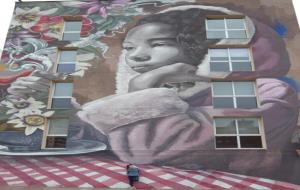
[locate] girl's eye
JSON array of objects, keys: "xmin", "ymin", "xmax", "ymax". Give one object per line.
[
  {"xmin": 123, "ymin": 46, "xmax": 134, "ymax": 51},
  {"xmin": 151, "ymin": 42, "xmax": 167, "ymax": 47}
]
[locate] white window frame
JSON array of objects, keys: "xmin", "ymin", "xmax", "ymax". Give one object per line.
[
  {"xmin": 48, "ymin": 82, "xmax": 73, "ymax": 109},
  {"xmin": 61, "ymin": 20, "xmax": 82, "ymax": 41},
  {"xmin": 205, "ymin": 18, "xmax": 248, "ymax": 39},
  {"xmin": 213, "ymin": 117, "xmax": 266, "ymax": 150},
  {"xmin": 209, "ymin": 48, "xmax": 254, "ymax": 72},
  {"xmin": 212, "ymin": 81, "xmax": 258, "ymax": 108}
]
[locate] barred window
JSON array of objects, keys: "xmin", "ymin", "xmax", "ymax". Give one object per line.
[
  {"xmin": 45, "ymin": 119, "xmax": 69, "ymax": 149},
  {"xmin": 56, "ymin": 50, "xmax": 77, "ymax": 73},
  {"xmin": 212, "ymin": 81, "xmax": 257, "ymax": 109},
  {"xmin": 62, "ymin": 20, "xmax": 82, "ymax": 41},
  {"xmin": 209, "ymin": 48, "xmax": 253, "ymax": 72},
  {"xmin": 214, "ymin": 117, "xmax": 265, "ymax": 149},
  {"xmin": 50, "ymin": 83, "xmax": 73, "ymax": 109}
]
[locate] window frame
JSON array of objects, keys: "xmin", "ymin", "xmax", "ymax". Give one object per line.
[
  {"xmin": 61, "ymin": 19, "xmax": 82, "ymax": 41},
  {"xmin": 211, "ymin": 81, "xmax": 259, "ymax": 109},
  {"xmin": 213, "ymin": 117, "xmax": 267, "ymax": 150},
  {"xmin": 42, "ymin": 118, "xmax": 69, "ymax": 149},
  {"xmin": 205, "ymin": 18, "xmax": 248, "ymax": 39},
  {"xmin": 48, "ymin": 82, "xmax": 74, "ymax": 110},
  {"xmin": 54, "ymin": 49, "xmax": 78, "ymax": 74},
  {"xmin": 209, "ymin": 48, "xmax": 254, "ymax": 72}
]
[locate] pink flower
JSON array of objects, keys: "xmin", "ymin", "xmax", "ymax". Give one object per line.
[{"xmin": 62, "ymin": 0, "xmax": 130, "ymax": 18}]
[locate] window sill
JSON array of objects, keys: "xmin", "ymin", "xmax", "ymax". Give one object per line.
[{"xmin": 215, "ymin": 148, "xmax": 266, "ymax": 150}]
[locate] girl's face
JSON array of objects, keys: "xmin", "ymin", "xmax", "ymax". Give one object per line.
[{"xmin": 123, "ymin": 23, "xmax": 192, "ymax": 73}]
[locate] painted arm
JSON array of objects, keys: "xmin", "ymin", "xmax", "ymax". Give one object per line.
[{"xmin": 78, "ymin": 78, "xmax": 299, "ymax": 170}]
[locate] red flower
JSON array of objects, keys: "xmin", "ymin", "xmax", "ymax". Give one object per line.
[{"xmin": 81, "ymin": 16, "xmax": 93, "ymax": 36}]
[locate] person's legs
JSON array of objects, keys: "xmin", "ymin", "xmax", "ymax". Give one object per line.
[
  {"xmin": 134, "ymin": 176, "xmax": 139, "ymax": 182},
  {"xmin": 128, "ymin": 176, "xmax": 134, "ymax": 186}
]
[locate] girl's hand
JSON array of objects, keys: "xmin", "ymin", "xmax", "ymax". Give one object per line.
[{"xmin": 128, "ymin": 63, "xmax": 211, "ymax": 92}]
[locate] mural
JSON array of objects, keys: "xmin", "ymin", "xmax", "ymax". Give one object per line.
[{"xmin": 0, "ymin": 0, "xmax": 300, "ymax": 188}]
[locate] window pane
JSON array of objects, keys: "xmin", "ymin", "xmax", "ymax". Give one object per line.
[
  {"xmin": 226, "ymin": 19, "xmax": 245, "ymax": 29},
  {"xmin": 63, "ymin": 33, "xmax": 81, "ymax": 41},
  {"xmin": 234, "ymin": 82, "xmax": 255, "ymax": 95},
  {"xmin": 210, "ymin": 62, "xmax": 230, "ymax": 72},
  {"xmin": 216, "ymin": 136, "xmax": 237, "ymax": 148},
  {"xmin": 54, "ymin": 83, "xmax": 73, "ymax": 97},
  {"xmin": 59, "ymin": 51, "xmax": 77, "ymax": 62},
  {"xmin": 213, "ymin": 97, "xmax": 234, "ymax": 108},
  {"xmin": 57, "ymin": 64, "xmax": 76, "ymax": 73},
  {"xmin": 229, "ymin": 48, "xmax": 249, "ymax": 60},
  {"xmin": 210, "ymin": 49, "xmax": 228, "ymax": 61},
  {"xmin": 46, "ymin": 136, "xmax": 67, "ymax": 148},
  {"xmin": 215, "ymin": 118, "xmax": 236, "ymax": 134},
  {"xmin": 237, "ymin": 118, "xmax": 260, "ymax": 134},
  {"xmin": 240, "ymin": 136, "xmax": 262, "ymax": 148},
  {"xmin": 52, "ymin": 98, "xmax": 72, "ymax": 109},
  {"xmin": 207, "ymin": 31, "xmax": 226, "ymax": 39},
  {"xmin": 64, "ymin": 21, "xmax": 82, "ymax": 31},
  {"xmin": 213, "ymin": 82, "xmax": 233, "ymax": 95},
  {"xmin": 236, "ymin": 97, "xmax": 257, "ymax": 109},
  {"xmin": 227, "ymin": 30, "xmax": 247, "ymax": 39},
  {"xmin": 207, "ymin": 19, "xmax": 225, "ymax": 29},
  {"xmin": 232, "ymin": 62, "xmax": 252, "ymax": 71},
  {"xmin": 48, "ymin": 119, "xmax": 69, "ymax": 135}
]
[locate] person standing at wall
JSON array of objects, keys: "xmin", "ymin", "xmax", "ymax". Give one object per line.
[{"xmin": 126, "ymin": 164, "xmax": 140, "ymax": 187}]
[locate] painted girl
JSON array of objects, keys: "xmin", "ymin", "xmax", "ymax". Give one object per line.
[{"xmin": 77, "ymin": 6, "xmax": 299, "ymax": 179}]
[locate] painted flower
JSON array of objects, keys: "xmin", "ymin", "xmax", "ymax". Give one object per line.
[
  {"xmin": 30, "ymin": 16, "xmax": 63, "ymax": 42},
  {"xmin": 11, "ymin": 7, "xmax": 58, "ymax": 29},
  {"xmin": 62, "ymin": 0, "xmax": 130, "ymax": 18},
  {"xmin": 1, "ymin": 97, "xmax": 46, "ymax": 115},
  {"xmin": 7, "ymin": 109, "xmax": 54, "ymax": 136},
  {"xmin": 80, "ymin": 17, "xmax": 94, "ymax": 36},
  {"xmin": 7, "ymin": 26, "xmax": 39, "ymax": 42},
  {"xmin": 30, "ymin": 16, "xmax": 93, "ymax": 42}
]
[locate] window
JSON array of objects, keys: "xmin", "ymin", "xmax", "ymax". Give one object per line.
[
  {"xmin": 214, "ymin": 117, "xmax": 264, "ymax": 149},
  {"xmin": 57, "ymin": 50, "xmax": 77, "ymax": 73},
  {"xmin": 62, "ymin": 20, "xmax": 82, "ymax": 41},
  {"xmin": 209, "ymin": 48, "xmax": 253, "ymax": 72},
  {"xmin": 51, "ymin": 83, "xmax": 73, "ymax": 109},
  {"xmin": 212, "ymin": 81, "xmax": 257, "ymax": 109},
  {"xmin": 45, "ymin": 119, "xmax": 69, "ymax": 148},
  {"xmin": 206, "ymin": 18, "xmax": 247, "ymax": 39}
]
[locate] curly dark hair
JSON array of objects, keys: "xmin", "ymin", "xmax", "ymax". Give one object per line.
[{"xmin": 137, "ymin": 8, "xmax": 226, "ymax": 65}]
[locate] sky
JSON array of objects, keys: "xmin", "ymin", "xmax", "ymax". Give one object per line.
[{"xmin": 0, "ymin": 0, "xmax": 299, "ymax": 51}]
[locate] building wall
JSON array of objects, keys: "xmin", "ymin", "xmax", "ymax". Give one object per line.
[{"xmin": 0, "ymin": 0, "xmax": 299, "ymax": 188}]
